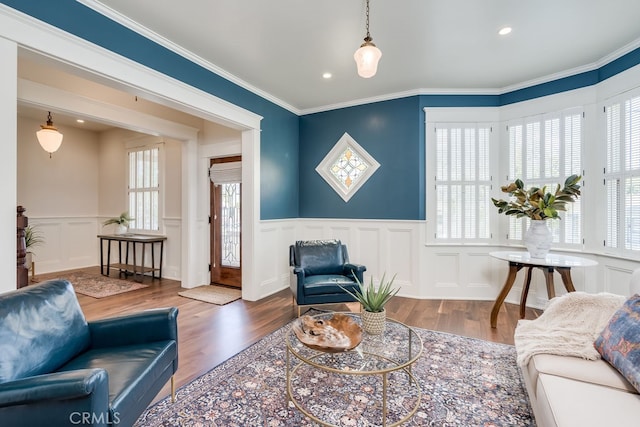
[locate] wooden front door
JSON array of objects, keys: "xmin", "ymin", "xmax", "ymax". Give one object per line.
[{"xmin": 210, "ymin": 156, "xmax": 241, "ymax": 288}]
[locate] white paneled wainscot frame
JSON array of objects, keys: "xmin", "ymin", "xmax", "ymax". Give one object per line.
[{"xmin": 261, "ymin": 219, "xmax": 640, "ymax": 311}]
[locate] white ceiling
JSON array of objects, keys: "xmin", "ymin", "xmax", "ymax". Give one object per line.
[
  {"xmin": 17, "ymin": 104, "xmax": 114, "ymax": 132},
  {"xmin": 73, "ymin": 1, "xmax": 640, "ymax": 112}
]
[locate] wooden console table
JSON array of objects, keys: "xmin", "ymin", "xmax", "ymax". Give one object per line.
[
  {"xmin": 98, "ymin": 234, "xmax": 167, "ymax": 282},
  {"xmin": 489, "ymin": 251, "xmax": 598, "ymax": 328}
]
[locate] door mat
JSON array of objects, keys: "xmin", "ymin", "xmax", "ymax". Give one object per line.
[{"xmin": 178, "ymin": 285, "xmax": 241, "ymax": 305}]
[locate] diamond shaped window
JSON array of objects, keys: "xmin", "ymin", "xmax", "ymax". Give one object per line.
[{"xmin": 316, "ymin": 132, "xmax": 380, "ymax": 202}]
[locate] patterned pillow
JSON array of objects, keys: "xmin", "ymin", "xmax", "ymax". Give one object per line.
[{"xmin": 594, "ymin": 294, "xmax": 640, "ymax": 392}]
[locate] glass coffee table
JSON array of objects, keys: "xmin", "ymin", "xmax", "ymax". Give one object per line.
[{"xmin": 285, "ymin": 312, "xmax": 423, "ymax": 426}]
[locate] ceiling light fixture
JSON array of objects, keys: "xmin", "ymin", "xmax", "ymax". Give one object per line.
[
  {"xmin": 36, "ymin": 111, "xmax": 63, "ymax": 158},
  {"xmin": 499, "ymin": 26, "xmax": 512, "ymax": 36},
  {"xmin": 353, "ymin": 0, "xmax": 382, "ymax": 78}
]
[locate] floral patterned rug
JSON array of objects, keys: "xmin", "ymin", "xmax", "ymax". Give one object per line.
[
  {"xmin": 33, "ymin": 271, "xmax": 148, "ymax": 298},
  {"xmin": 136, "ymin": 318, "xmax": 534, "ymax": 426}
]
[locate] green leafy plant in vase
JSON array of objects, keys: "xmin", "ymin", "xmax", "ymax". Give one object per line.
[
  {"xmin": 491, "ymin": 174, "xmax": 581, "ymax": 258},
  {"xmin": 103, "ymin": 211, "xmax": 133, "ymax": 235},
  {"xmin": 24, "ymin": 224, "xmax": 45, "ymax": 272},
  {"xmin": 341, "ymin": 273, "xmax": 399, "ymax": 335}
]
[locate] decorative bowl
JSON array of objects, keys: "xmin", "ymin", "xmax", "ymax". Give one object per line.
[{"xmin": 292, "ymin": 313, "xmax": 363, "ymax": 353}]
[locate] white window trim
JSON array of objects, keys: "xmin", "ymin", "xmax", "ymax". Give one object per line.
[
  {"xmin": 502, "ymin": 107, "xmax": 585, "ymax": 250},
  {"xmin": 126, "ymin": 141, "xmax": 164, "ymax": 234},
  {"xmin": 601, "ymin": 86, "xmax": 640, "ymax": 259},
  {"xmin": 425, "ymin": 107, "xmax": 500, "ymax": 245}
]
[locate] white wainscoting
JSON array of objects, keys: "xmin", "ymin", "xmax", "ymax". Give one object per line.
[
  {"xmin": 255, "ymin": 220, "xmax": 296, "ymax": 298},
  {"xmin": 28, "ymin": 217, "xmax": 99, "ymax": 275},
  {"xmin": 257, "ymin": 219, "xmax": 640, "ymax": 309},
  {"xmin": 29, "ymin": 216, "xmax": 182, "ymax": 280},
  {"xmin": 162, "ymin": 217, "xmax": 182, "ymax": 281},
  {"xmin": 33, "ymin": 215, "xmax": 640, "ymax": 307}
]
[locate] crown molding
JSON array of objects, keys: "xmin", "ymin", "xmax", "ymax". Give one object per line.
[
  {"xmin": 26, "ymin": 1, "xmax": 640, "ymax": 116},
  {"xmin": 77, "ymin": 0, "xmax": 300, "ymax": 115},
  {"xmin": 0, "ymin": 4, "xmax": 263, "ymax": 130}
]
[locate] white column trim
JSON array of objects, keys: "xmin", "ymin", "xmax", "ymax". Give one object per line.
[
  {"xmin": 0, "ymin": 36, "xmax": 18, "ymax": 294},
  {"xmin": 0, "ymin": 5, "xmax": 263, "ymax": 292}
]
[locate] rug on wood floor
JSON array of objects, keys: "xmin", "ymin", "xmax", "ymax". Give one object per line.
[
  {"xmin": 178, "ymin": 285, "xmax": 241, "ymax": 305},
  {"xmin": 32, "ymin": 271, "xmax": 148, "ymax": 298},
  {"xmin": 135, "ymin": 317, "xmax": 534, "ymax": 426}
]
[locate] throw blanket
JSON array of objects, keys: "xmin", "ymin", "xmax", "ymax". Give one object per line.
[{"xmin": 514, "ymin": 291, "xmax": 626, "ymax": 366}]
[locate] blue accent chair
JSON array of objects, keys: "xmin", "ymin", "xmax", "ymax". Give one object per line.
[
  {"xmin": 289, "ymin": 239, "xmax": 367, "ymax": 316},
  {"xmin": 0, "ymin": 279, "xmax": 178, "ymax": 427}
]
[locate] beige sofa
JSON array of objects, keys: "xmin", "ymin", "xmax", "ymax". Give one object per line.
[{"xmin": 516, "ymin": 270, "xmax": 640, "ymax": 427}]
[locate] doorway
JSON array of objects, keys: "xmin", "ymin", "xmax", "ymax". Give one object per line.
[{"xmin": 210, "ymin": 156, "xmax": 242, "ymax": 288}]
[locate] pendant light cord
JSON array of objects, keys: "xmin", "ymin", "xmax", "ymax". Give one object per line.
[{"xmin": 365, "ymin": 0, "xmax": 371, "ymax": 40}]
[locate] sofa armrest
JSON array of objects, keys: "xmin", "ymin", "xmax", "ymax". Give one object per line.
[
  {"xmin": 290, "ymin": 267, "xmax": 306, "ymax": 298},
  {"xmin": 343, "ymin": 263, "xmax": 366, "ymax": 282},
  {"xmin": 0, "ymin": 369, "xmax": 108, "ymax": 407},
  {"xmin": 89, "ymin": 307, "xmax": 178, "ymax": 349}
]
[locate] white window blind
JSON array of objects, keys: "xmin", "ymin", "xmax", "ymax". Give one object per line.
[
  {"xmin": 434, "ymin": 123, "xmax": 492, "ymax": 242},
  {"xmin": 128, "ymin": 146, "xmax": 160, "ymax": 231},
  {"xmin": 506, "ymin": 108, "xmax": 583, "ymax": 247},
  {"xmin": 209, "ymin": 162, "xmax": 242, "ymax": 185},
  {"xmin": 605, "ymin": 94, "xmax": 640, "ymax": 252}
]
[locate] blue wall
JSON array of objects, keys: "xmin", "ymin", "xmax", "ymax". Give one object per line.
[
  {"xmin": 300, "ymin": 97, "xmax": 423, "ymax": 219},
  {"xmin": 5, "ymin": 1, "xmax": 640, "ymax": 222},
  {"xmin": 2, "ymin": 0, "xmax": 299, "ymax": 220}
]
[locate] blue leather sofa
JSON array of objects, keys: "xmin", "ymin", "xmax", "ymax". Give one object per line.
[
  {"xmin": 0, "ymin": 279, "xmax": 178, "ymax": 427},
  {"xmin": 289, "ymin": 239, "xmax": 366, "ymax": 316}
]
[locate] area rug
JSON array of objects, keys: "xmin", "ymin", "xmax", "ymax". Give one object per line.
[
  {"xmin": 135, "ymin": 320, "xmax": 534, "ymax": 426},
  {"xmin": 33, "ymin": 271, "xmax": 148, "ymax": 298},
  {"xmin": 178, "ymin": 285, "xmax": 242, "ymax": 305}
]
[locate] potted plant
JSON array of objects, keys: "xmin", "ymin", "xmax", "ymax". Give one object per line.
[
  {"xmin": 341, "ymin": 273, "xmax": 399, "ymax": 335},
  {"xmin": 491, "ymin": 174, "xmax": 581, "ymax": 257},
  {"xmin": 103, "ymin": 211, "xmax": 133, "ymax": 235},
  {"xmin": 24, "ymin": 224, "xmax": 45, "ymax": 272}
]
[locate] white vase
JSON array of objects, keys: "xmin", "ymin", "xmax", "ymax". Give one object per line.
[
  {"xmin": 524, "ymin": 220, "xmax": 552, "ymax": 258},
  {"xmin": 25, "ymin": 252, "xmax": 33, "ymax": 270},
  {"xmin": 115, "ymin": 224, "xmax": 128, "ymax": 235}
]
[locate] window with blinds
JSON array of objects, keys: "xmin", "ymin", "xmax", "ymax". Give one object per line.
[
  {"xmin": 605, "ymin": 94, "xmax": 640, "ymax": 253},
  {"xmin": 433, "ymin": 124, "xmax": 492, "ymax": 242},
  {"xmin": 506, "ymin": 109, "xmax": 583, "ymax": 247},
  {"xmin": 128, "ymin": 146, "xmax": 160, "ymax": 231}
]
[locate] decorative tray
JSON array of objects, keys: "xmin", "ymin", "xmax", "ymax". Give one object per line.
[{"xmin": 292, "ymin": 313, "xmax": 363, "ymax": 353}]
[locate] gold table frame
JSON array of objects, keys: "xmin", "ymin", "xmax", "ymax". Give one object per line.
[{"xmin": 285, "ymin": 312, "xmax": 423, "ymax": 426}]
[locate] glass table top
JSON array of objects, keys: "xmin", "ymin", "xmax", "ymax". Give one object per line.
[{"xmin": 286, "ymin": 311, "xmax": 423, "ymax": 374}]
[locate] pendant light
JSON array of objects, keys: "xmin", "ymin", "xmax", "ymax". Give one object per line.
[
  {"xmin": 353, "ymin": 0, "xmax": 382, "ymax": 78},
  {"xmin": 36, "ymin": 111, "xmax": 63, "ymax": 158}
]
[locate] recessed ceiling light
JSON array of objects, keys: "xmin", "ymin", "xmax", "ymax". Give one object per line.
[
  {"xmin": 322, "ymin": 72, "xmax": 332, "ymax": 79},
  {"xmin": 499, "ymin": 27, "xmax": 512, "ymax": 36},
  {"xmin": 76, "ymin": 119, "xmax": 85, "ymax": 124}
]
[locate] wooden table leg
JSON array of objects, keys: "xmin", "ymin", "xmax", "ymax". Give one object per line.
[
  {"xmin": 543, "ymin": 267, "xmax": 556, "ymax": 299},
  {"xmin": 520, "ymin": 267, "xmax": 534, "ymax": 319},
  {"xmin": 106, "ymin": 239, "xmax": 111, "ymax": 277},
  {"xmin": 99, "ymin": 238, "xmax": 104, "ymax": 275},
  {"xmin": 557, "ymin": 267, "xmax": 576, "ymax": 292},
  {"xmin": 132, "ymin": 241, "xmax": 138, "ymax": 282},
  {"xmin": 491, "ymin": 262, "xmax": 523, "ymax": 328},
  {"xmin": 140, "ymin": 242, "xmax": 146, "ymax": 283}
]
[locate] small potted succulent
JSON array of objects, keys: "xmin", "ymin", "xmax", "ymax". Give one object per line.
[
  {"xmin": 103, "ymin": 211, "xmax": 133, "ymax": 235},
  {"xmin": 341, "ymin": 273, "xmax": 399, "ymax": 335}
]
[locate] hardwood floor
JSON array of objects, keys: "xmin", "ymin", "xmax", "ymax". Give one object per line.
[{"xmin": 36, "ymin": 267, "xmax": 541, "ymax": 403}]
